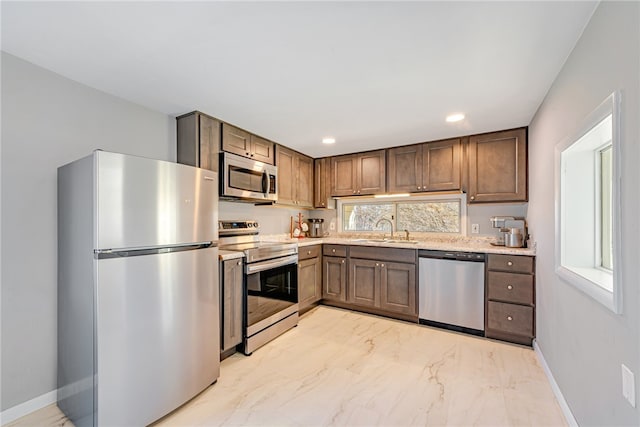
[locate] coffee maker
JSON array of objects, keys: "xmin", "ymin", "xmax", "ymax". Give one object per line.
[
  {"xmin": 308, "ymin": 218, "xmax": 325, "ymax": 238},
  {"xmin": 490, "ymin": 216, "xmax": 528, "ymax": 248}
]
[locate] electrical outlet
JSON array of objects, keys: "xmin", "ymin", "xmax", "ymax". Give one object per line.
[
  {"xmin": 471, "ymin": 224, "xmax": 480, "ymax": 234},
  {"xmin": 622, "ymin": 364, "xmax": 636, "ymax": 407},
  {"xmin": 329, "ymin": 221, "xmax": 335, "ymax": 231}
]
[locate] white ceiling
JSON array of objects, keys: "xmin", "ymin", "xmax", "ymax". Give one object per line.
[{"xmin": 1, "ymin": 1, "xmax": 597, "ymax": 158}]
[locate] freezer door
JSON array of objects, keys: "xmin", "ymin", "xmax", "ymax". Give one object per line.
[
  {"xmin": 95, "ymin": 246, "xmax": 219, "ymax": 426},
  {"xmin": 95, "ymin": 151, "xmax": 217, "ymax": 250}
]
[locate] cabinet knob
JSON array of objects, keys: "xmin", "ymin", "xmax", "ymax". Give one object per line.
[
  {"xmin": 507, "ymin": 316, "xmax": 513, "ymax": 321},
  {"xmin": 237, "ymin": 261, "xmax": 241, "ymax": 266},
  {"xmin": 250, "ymin": 153, "xmax": 254, "ymax": 157},
  {"xmin": 381, "ymin": 263, "xmax": 385, "ymax": 268},
  {"xmin": 376, "ymin": 263, "xmax": 380, "ymax": 267},
  {"xmin": 417, "ymin": 186, "xmax": 421, "ymax": 190},
  {"xmin": 341, "ymin": 259, "xmax": 345, "ymax": 264},
  {"xmin": 353, "ymin": 190, "xmax": 356, "ymax": 194},
  {"xmin": 507, "ymin": 285, "xmax": 513, "ymax": 290},
  {"xmin": 357, "ymin": 190, "xmax": 361, "ymax": 194},
  {"xmin": 322, "ymin": 203, "xmax": 325, "ymax": 206},
  {"xmin": 507, "ymin": 261, "xmax": 513, "ymax": 266},
  {"xmin": 332, "ymin": 249, "xmax": 336, "ymax": 253},
  {"xmin": 307, "ymin": 250, "xmax": 312, "ymax": 255},
  {"xmin": 246, "ymin": 152, "xmax": 250, "ymax": 156},
  {"xmin": 470, "ymin": 196, "xmax": 475, "ymax": 200}
]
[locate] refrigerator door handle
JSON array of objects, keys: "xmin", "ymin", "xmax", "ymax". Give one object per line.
[{"xmin": 95, "ymin": 242, "xmax": 215, "ymax": 259}]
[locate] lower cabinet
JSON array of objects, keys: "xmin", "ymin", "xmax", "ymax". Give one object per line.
[
  {"xmin": 379, "ymin": 261, "xmax": 416, "ymax": 316},
  {"xmin": 298, "ymin": 245, "xmax": 322, "ymax": 313},
  {"xmin": 348, "ymin": 247, "xmax": 417, "ymax": 318},
  {"xmin": 322, "ymin": 245, "xmax": 348, "ymax": 303},
  {"xmin": 221, "ymin": 258, "xmax": 244, "ymax": 355},
  {"xmin": 321, "ymin": 245, "xmax": 418, "ymax": 321},
  {"xmin": 485, "ymin": 254, "xmax": 535, "ymax": 346}
]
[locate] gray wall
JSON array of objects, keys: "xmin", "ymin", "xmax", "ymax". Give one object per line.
[
  {"xmin": 0, "ymin": 53, "xmax": 175, "ymax": 411},
  {"xmin": 528, "ymin": 2, "xmax": 639, "ymax": 425}
]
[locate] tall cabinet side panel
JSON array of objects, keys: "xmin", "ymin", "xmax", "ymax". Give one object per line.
[{"xmin": 57, "ymin": 154, "xmax": 96, "ymax": 427}]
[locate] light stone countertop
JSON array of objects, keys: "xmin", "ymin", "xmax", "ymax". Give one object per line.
[
  {"xmin": 262, "ymin": 234, "xmax": 536, "ymax": 256},
  {"xmin": 218, "ymin": 249, "xmax": 244, "ymax": 261}
]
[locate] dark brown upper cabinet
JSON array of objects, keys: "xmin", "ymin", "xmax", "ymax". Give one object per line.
[
  {"xmin": 314, "ymin": 157, "xmax": 332, "ymax": 208},
  {"xmin": 466, "ymin": 128, "xmax": 527, "ymax": 203},
  {"xmin": 176, "ymin": 111, "xmax": 221, "ymax": 172},
  {"xmin": 221, "ymin": 123, "xmax": 275, "ymax": 165},
  {"xmin": 387, "ymin": 138, "xmax": 461, "ymax": 193},
  {"xmin": 276, "ymin": 145, "xmax": 313, "ymax": 208},
  {"xmin": 330, "ymin": 150, "xmax": 386, "ymax": 196}
]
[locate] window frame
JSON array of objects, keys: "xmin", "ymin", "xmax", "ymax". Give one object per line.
[
  {"xmin": 554, "ymin": 91, "xmax": 622, "ymax": 314},
  {"xmin": 337, "ymin": 193, "xmax": 467, "ymax": 235}
]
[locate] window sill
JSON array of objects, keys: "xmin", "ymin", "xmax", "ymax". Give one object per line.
[{"xmin": 556, "ymin": 264, "xmax": 619, "ymax": 313}]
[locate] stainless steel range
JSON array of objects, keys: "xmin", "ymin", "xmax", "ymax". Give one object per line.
[{"xmin": 219, "ymin": 220, "xmax": 299, "ymax": 355}]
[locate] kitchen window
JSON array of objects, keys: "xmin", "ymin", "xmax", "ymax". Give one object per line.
[
  {"xmin": 338, "ymin": 194, "xmax": 466, "ymax": 234},
  {"xmin": 555, "ymin": 91, "xmax": 621, "ymax": 314}
]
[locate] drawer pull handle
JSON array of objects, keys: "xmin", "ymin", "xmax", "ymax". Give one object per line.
[
  {"xmin": 507, "ymin": 316, "xmax": 513, "ymax": 321},
  {"xmin": 307, "ymin": 250, "xmax": 312, "ymax": 255},
  {"xmin": 507, "ymin": 261, "xmax": 513, "ymax": 266},
  {"xmin": 507, "ymin": 285, "xmax": 513, "ymax": 290},
  {"xmin": 332, "ymin": 249, "xmax": 336, "ymax": 253}
]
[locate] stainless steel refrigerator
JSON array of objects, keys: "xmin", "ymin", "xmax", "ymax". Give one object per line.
[{"xmin": 57, "ymin": 151, "xmax": 219, "ymax": 426}]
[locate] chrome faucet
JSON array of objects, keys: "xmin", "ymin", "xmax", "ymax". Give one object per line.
[{"xmin": 375, "ymin": 218, "xmax": 394, "ymax": 238}]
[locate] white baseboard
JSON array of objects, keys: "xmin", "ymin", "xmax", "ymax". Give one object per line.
[
  {"xmin": 533, "ymin": 339, "xmax": 579, "ymax": 426},
  {"xmin": 0, "ymin": 389, "xmax": 57, "ymax": 426}
]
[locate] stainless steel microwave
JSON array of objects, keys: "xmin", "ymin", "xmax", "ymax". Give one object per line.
[{"xmin": 220, "ymin": 152, "xmax": 277, "ymax": 202}]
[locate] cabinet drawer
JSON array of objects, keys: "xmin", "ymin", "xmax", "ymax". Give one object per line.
[
  {"xmin": 487, "ymin": 271, "xmax": 534, "ymax": 305},
  {"xmin": 487, "ymin": 254, "xmax": 534, "ymax": 274},
  {"xmin": 349, "ymin": 246, "xmax": 416, "ymax": 264},
  {"xmin": 324, "ymin": 244, "xmax": 347, "ymax": 257},
  {"xmin": 299, "ymin": 244, "xmax": 321, "ymax": 261},
  {"xmin": 487, "ymin": 301, "xmax": 533, "ymax": 337}
]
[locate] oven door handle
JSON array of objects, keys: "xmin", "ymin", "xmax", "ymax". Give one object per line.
[{"xmin": 246, "ymin": 254, "xmax": 298, "ymax": 274}]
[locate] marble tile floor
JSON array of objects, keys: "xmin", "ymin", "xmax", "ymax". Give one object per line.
[{"xmin": 7, "ymin": 306, "xmax": 566, "ymax": 426}]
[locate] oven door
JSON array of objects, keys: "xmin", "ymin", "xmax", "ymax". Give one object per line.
[{"xmin": 245, "ymin": 255, "xmax": 298, "ymax": 337}]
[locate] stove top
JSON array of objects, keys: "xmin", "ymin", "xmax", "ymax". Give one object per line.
[{"xmin": 219, "ymin": 220, "xmax": 297, "ymax": 263}]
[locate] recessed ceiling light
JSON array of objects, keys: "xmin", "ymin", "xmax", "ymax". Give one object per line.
[
  {"xmin": 322, "ymin": 137, "xmax": 336, "ymax": 144},
  {"xmin": 446, "ymin": 113, "xmax": 465, "ymax": 123}
]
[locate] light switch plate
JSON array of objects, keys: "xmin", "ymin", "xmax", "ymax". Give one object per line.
[
  {"xmin": 471, "ymin": 224, "xmax": 480, "ymax": 234},
  {"xmin": 622, "ymin": 364, "xmax": 636, "ymax": 407}
]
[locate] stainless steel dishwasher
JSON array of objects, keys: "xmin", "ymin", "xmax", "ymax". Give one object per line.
[{"xmin": 418, "ymin": 250, "xmax": 485, "ymax": 336}]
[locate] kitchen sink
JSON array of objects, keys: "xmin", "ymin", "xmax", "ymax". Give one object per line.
[{"xmin": 349, "ymin": 238, "xmax": 419, "ymax": 244}]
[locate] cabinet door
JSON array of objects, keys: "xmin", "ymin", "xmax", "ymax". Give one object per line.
[
  {"xmin": 349, "ymin": 258, "xmax": 380, "ymax": 308},
  {"xmin": 387, "ymin": 144, "xmax": 422, "ymax": 193},
  {"xmin": 467, "ymin": 128, "xmax": 527, "ymax": 203},
  {"xmin": 299, "ymin": 256, "xmax": 322, "ymax": 311},
  {"xmin": 323, "ymin": 256, "xmax": 347, "ymax": 302},
  {"xmin": 198, "ymin": 114, "xmax": 220, "ymax": 172},
  {"xmin": 297, "ymin": 154, "xmax": 314, "ymax": 208},
  {"xmin": 276, "ymin": 146, "xmax": 296, "ymax": 205},
  {"xmin": 221, "ymin": 259, "xmax": 243, "ymax": 352},
  {"xmin": 423, "ymin": 138, "xmax": 461, "ymax": 191},
  {"xmin": 331, "ymin": 155, "xmax": 357, "ymax": 196},
  {"xmin": 250, "ymin": 134, "xmax": 275, "ymax": 165},
  {"xmin": 314, "ymin": 157, "xmax": 331, "ymax": 208},
  {"xmin": 380, "ymin": 261, "xmax": 416, "ymax": 315},
  {"xmin": 357, "ymin": 150, "xmax": 386, "ymax": 195},
  {"xmin": 222, "ymin": 124, "xmax": 252, "ymax": 158},
  {"xmin": 176, "ymin": 112, "xmax": 220, "ymax": 172}
]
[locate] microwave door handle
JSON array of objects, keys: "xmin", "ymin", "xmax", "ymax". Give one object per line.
[{"xmin": 262, "ymin": 170, "xmax": 270, "ymax": 197}]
